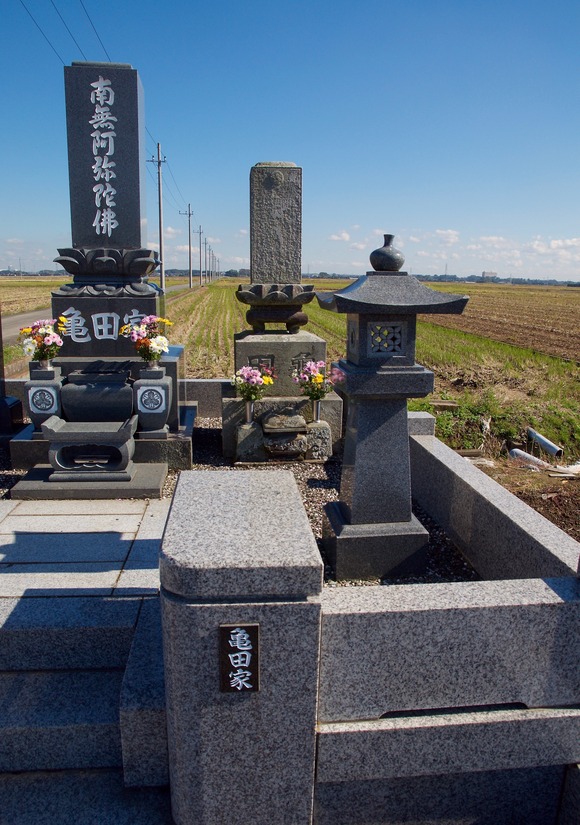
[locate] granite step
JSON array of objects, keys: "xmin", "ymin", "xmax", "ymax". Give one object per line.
[
  {"xmin": 0, "ymin": 669, "xmax": 124, "ymax": 772},
  {"xmin": 0, "ymin": 768, "xmax": 173, "ymax": 824},
  {"xmin": 0, "ymin": 596, "xmax": 142, "ymax": 671}
]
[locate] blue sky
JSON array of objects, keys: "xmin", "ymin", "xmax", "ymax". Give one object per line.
[{"xmin": 2, "ymin": 0, "xmax": 579, "ymax": 279}]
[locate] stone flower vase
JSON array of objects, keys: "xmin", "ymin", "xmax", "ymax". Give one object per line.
[
  {"xmin": 369, "ymin": 234, "xmax": 405, "ymax": 272},
  {"xmin": 133, "ymin": 364, "xmax": 172, "ymax": 437},
  {"xmin": 312, "ymin": 399, "xmax": 322, "ymax": 423},
  {"xmin": 244, "ymin": 400, "xmax": 255, "ymax": 424}
]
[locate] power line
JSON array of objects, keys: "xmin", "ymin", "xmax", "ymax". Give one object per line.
[
  {"xmin": 166, "ymin": 161, "xmax": 187, "ymax": 209},
  {"xmin": 19, "ymin": 0, "xmax": 65, "ymax": 64},
  {"xmin": 79, "ymin": 0, "xmax": 112, "ymax": 61},
  {"xmin": 161, "ymin": 178, "xmax": 184, "ymax": 213},
  {"xmin": 50, "ymin": 0, "xmax": 88, "ymax": 59}
]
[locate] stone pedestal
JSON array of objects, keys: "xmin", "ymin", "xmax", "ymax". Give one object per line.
[
  {"xmin": 160, "ymin": 471, "xmax": 323, "ymax": 825},
  {"xmin": 25, "ymin": 363, "xmax": 64, "ymax": 432},
  {"xmin": 234, "ymin": 330, "xmax": 327, "ymax": 396},
  {"xmin": 222, "ymin": 394, "xmax": 342, "ymax": 459},
  {"xmin": 133, "ymin": 365, "xmax": 172, "ymax": 438},
  {"xmin": 225, "ymin": 330, "xmax": 338, "ymax": 462}
]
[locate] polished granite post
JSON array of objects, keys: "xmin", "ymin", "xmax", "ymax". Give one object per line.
[
  {"xmin": 160, "ymin": 470, "xmax": 323, "ymax": 825},
  {"xmin": 317, "ymin": 236, "xmax": 468, "ymax": 580}
]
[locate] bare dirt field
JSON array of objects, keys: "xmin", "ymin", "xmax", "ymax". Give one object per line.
[{"xmin": 426, "ymin": 282, "xmax": 580, "ymax": 362}]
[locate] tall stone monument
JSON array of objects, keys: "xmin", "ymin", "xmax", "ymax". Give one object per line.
[
  {"xmin": 223, "ymin": 162, "xmax": 341, "ymax": 461},
  {"xmin": 10, "ymin": 62, "xmax": 193, "ymax": 491},
  {"xmin": 236, "ymin": 162, "xmax": 315, "ymax": 334},
  {"xmin": 53, "ymin": 61, "xmax": 160, "ymax": 357}
]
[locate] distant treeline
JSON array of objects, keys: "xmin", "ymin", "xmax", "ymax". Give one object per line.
[{"xmin": 2, "ymin": 269, "xmax": 578, "ymax": 287}]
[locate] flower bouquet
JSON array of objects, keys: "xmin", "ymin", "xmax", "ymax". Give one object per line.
[
  {"xmin": 120, "ymin": 315, "xmax": 172, "ymax": 362},
  {"xmin": 232, "ymin": 364, "xmax": 276, "ymax": 402},
  {"xmin": 19, "ymin": 318, "xmax": 65, "ymax": 364},
  {"xmin": 292, "ymin": 360, "xmax": 345, "ymax": 401}
]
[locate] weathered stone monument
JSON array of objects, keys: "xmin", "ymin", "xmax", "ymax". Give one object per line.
[
  {"xmin": 10, "ymin": 62, "xmax": 194, "ymax": 497},
  {"xmin": 317, "ymin": 235, "xmax": 468, "ymax": 579},
  {"xmin": 223, "ymin": 162, "xmax": 341, "ymax": 461}
]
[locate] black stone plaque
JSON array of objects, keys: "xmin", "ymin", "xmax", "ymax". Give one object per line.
[
  {"xmin": 52, "ymin": 294, "xmax": 159, "ymax": 358},
  {"xmin": 64, "ymin": 62, "xmax": 147, "ymax": 249},
  {"xmin": 219, "ymin": 624, "xmax": 260, "ymax": 693}
]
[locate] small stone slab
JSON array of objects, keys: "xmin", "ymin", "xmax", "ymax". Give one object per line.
[
  {"xmin": 10, "ymin": 463, "xmax": 168, "ymax": 500},
  {"xmin": 262, "ymin": 411, "xmax": 307, "ymax": 432},
  {"xmin": 263, "ymin": 432, "xmax": 308, "ymax": 457}
]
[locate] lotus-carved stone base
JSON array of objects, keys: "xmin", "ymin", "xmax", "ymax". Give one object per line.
[
  {"xmin": 53, "ymin": 248, "xmax": 160, "ymax": 296},
  {"xmin": 235, "ymin": 283, "xmax": 315, "ymax": 333}
]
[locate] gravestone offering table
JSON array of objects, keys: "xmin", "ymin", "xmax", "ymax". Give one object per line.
[{"xmin": 317, "ymin": 235, "xmax": 468, "ymax": 579}]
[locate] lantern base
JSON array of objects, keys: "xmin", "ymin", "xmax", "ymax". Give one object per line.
[{"xmin": 322, "ymin": 501, "xmax": 429, "ymax": 581}]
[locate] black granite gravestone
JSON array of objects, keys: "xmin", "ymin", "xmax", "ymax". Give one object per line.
[{"xmin": 64, "ymin": 62, "xmax": 146, "ymax": 250}]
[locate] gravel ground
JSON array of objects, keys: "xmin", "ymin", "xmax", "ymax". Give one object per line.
[
  {"xmin": 189, "ymin": 419, "xmax": 480, "ymax": 587},
  {"xmin": 0, "ymin": 418, "xmax": 479, "ymax": 587}
]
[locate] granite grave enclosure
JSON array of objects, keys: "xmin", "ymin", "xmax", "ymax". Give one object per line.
[
  {"xmin": 222, "ymin": 162, "xmax": 342, "ymax": 462},
  {"xmin": 149, "ymin": 238, "xmax": 579, "ymax": 823},
  {"xmin": 11, "ymin": 62, "xmax": 195, "ymax": 498},
  {"xmin": 153, "ymin": 454, "xmax": 580, "ymax": 825}
]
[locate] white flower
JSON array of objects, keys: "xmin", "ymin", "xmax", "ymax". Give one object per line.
[
  {"xmin": 23, "ymin": 339, "xmax": 36, "ymax": 356},
  {"xmin": 148, "ymin": 335, "xmax": 169, "ymax": 354}
]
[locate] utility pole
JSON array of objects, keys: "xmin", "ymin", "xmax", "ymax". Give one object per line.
[
  {"xmin": 147, "ymin": 144, "xmax": 167, "ymax": 291},
  {"xmin": 204, "ymin": 238, "xmax": 208, "ymax": 285},
  {"xmin": 198, "ymin": 226, "xmax": 203, "ymax": 286},
  {"xmin": 180, "ymin": 203, "xmax": 194, "ymax": 288}
]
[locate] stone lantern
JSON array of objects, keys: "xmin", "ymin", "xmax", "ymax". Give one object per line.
[{"xmin": 317, "ymin": 235, "xmax": 468, "ymax": 580}]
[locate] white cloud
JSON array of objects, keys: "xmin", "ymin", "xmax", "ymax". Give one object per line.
[
  {"xmin": 372, "ymin": 229, "xmax": 385, "ymax": 237},
  {"xmin": 175, "ymin": 245, "xmax": 190, "ymax": 253},
  {"xmin": 229, "ymin": 256, "xmax": 250, "ymax": 265},
  {"xmin": 548, "ymin": 237, "xmax": 580, "ymax": 249},
  {"xmin": 165, "ymin": 226, "xmax": 181, "ymax": 238},
  {"xmin": 6, "ymin": 238, "xmax": 23, "ymax": 245},
  {"xmin": 408, "ymin": 236, "xmax": 421, "ymax": 243},
  {"xmin": 206, "ymin": 236, "xmax": 221, "ymax": 244},
  {"xmin": 236, "ymin": 229, "xmax": 248, "ymax": 236},
  {"xmin": 435, "ymin": 229, "xmax": 460, "ymax": 246},
  {"xmin": 350, "ymin": 242, "xmax": 366, "ymax": 250},
  {"xmin": 329, "ymin": 230, "xmax": 350, "ymax": 241}
]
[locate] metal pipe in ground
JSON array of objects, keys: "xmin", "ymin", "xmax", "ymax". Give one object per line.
[{"xmin": 527, "ymin": 428, "xmax": 563, "ymax": 458}]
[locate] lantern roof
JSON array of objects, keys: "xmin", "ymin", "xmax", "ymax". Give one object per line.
[{"xmin": 316, "ymin": 271, "xmax": 469, "ymax": 316}]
